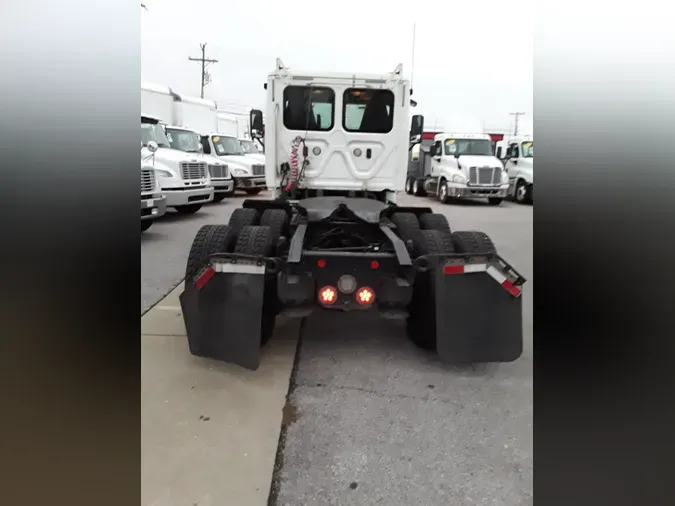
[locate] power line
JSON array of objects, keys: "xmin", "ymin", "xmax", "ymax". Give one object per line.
[{"xmin": 188, "ymin": 43, "xmax": 218, "ymax": 99}]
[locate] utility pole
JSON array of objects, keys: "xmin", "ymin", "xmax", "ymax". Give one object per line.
[
  {"xmin": 509, "ymin": 112, "xmax": 526, "ymax": 135},
  {"xmin": 188, "ymin": 43, "xmax": 218, "ymax": 99}
]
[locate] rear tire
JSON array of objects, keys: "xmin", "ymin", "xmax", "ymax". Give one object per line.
[
  {"xmin": 260, "ymin": 209, "xmax": 290, "ymax": 246},
  {"xmin": 184, "ymin": 225, "xmax": 237, "ymax": 287},
  {"xmin": 141, "ymin": 220, "xmax": 152, "ymax": 232},
  {"xmin": 227, "ymin": 207, "xmax": 260, "ymax": 247},
  {"xmin": 405, "ymin": 177, "xmax": 413, "ymax": 195},
  {"xmin": 244, "ymin": 188, "xmax": 263, "ymax": 196},
  {"xmin": 390, "ymin": 212, "xmax": 423, "ymax": 256},
  {"xmin": 407, "ymin": 229, "xmax": 455, "ymax": 350},
  {"xmin": 419, "ymin": 213, "xmax": 451, "ymax": 233},
  {"xmin": 175, "ymin": 204, "xmax": 203, "ymax": 214},
  {"xmin": 487, "ymin": 197, "xmax": 503, "ymax": 206},
  {"xmin": 450, "ymin": 231, "xmax": 497, "ymax": 255},
  {"xmin": 233, "ymin": 225, "xmax": 278, "ymax": 345},
  {"xmin": 412, "ymin": 178, "xmax": 426, "ymax": 196}
]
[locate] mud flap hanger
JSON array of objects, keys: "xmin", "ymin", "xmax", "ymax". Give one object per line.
[{"xmin": 412, "ymin": 252, "xmax": 526, "ymax": 298}]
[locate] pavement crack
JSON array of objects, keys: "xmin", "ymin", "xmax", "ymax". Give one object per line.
[{"xmin": 302, "ymin": 382, "xmax": 463, "ymax": 406}]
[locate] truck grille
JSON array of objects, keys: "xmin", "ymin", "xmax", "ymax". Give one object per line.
[
  {"xmin": 469, "ymin": 166, "xmax": 501, "ymax": 186},
  {"xmin": 180, "ymin": 162, "xmax": 207, "ymax": 180},
  {"xmin": 208, "ymin": 164, "xmax": 229, "ymax": 179},
  {"xmin": 141, "ymin": 169, "xmax": 154, "ymax": 193},
  {"xmin": 251, "ymin": 164, "xmax": 265, "ymax": 176}
]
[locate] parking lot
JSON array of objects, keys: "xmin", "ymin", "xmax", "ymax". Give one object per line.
[{"xmin": 141, "ymin": 192, "xmax": 533, "ymax": 506}]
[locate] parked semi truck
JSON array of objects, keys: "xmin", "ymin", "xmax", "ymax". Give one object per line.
[
  {"xmin": 141, "ymin": 115, "xmax": 214, "ymax": 213},
  {"xmin": 141, "ymin": 144, "xmax": 167, "ymax": 232},
  {"xmin": 496, "ymin": 135, "xmax": 534, "ymax": 204},
  {"xmin": 164, "ymin": 125, "xmax": 233, "ymax": 203},
  {"xmin": 179, "ymin": 59, "xmax": 526, "ymax": 371},
  {"xmin": 200, "ymin": 133, "xmax": 267, "ymax": 195},
  {"xmin": 409, "ymin": 132, "xmax": 509, "ymax": 205}
]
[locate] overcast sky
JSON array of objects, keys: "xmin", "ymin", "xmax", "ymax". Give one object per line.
[{"xmin": 141, "ymin": 0, "xmax": 533, "ymax": 135}]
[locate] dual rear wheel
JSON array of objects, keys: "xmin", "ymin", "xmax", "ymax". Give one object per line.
[{"xmin": 391, "ymin": 211, "xmax": 497, "ymax": 351}]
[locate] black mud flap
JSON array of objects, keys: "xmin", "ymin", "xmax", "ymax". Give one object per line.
[
  {"xmin": 433, "ymin": 256, "xmax": 525, "ymax": 363},
  {"xmin": 179, "ymin": 258, "xmax": 268, "ymax": 370}
]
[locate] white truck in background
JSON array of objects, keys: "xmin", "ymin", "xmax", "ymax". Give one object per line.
[
  {"xmin": 200, "ymin": 133, "xmax": 267, "ymax": 195},
  {"xmin": 164, "ymin": 125, "xmax": 233, "ymax": 202},
  {"xmin": 421, "ymin": 133, "xmax": 509, "ymax": 205},
  {"xmin": 163, "ymin": 92, "xmax": 234, "ymax": 202},
  {"xmin": 141, "ymin": 83, "xmax": 231, "ymax": 203},
  {"xmin": 495, "ymin": 135, "xmax": 533, "ymax": 204},
  {"xmin": 141, "ymin": 114, "xmax": 214, "ymax": 213},
  {"xmin": 238, "ymin": 137, "xmax": 265, "ymax": 163},
  {"xmin": 141, "ymin": 144, "xmax": 166, "ymax": 232}
]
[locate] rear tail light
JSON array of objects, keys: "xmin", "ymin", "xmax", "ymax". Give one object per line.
[
  {"xmin": 318, "ymin": 286, "xmax": 337, "ymax": 305},
  {"xmin": 356, "ymin": 287, "xmax": 375, "ymax": 305}
]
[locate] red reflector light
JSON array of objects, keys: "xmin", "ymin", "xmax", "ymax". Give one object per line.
[
  {"xmin": 195, "ymin": 267, "xmax": 215, "ymax": 290},
  {"xmin": 317, "ymin": 259, "xmax": 326, "ymax": 268},
  {"xmin": 356, "ymin": 287, "xmax": 375, "ymax": 305},
  {"xmin": 318, "ymin": 286, "xmax": 337, "ymax": 304},
  {"xmin": 370, "ymin": 260, "xmax": 379, "ymax": 269}
]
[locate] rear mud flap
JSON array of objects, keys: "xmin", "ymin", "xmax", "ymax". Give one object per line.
[
  {"xmin": 434, "ymin": 260, "xmax": 524, "ymax": 363},
  {"xmin": 179, "ymin": 261, "xmax": 267, "ymax": 370}
]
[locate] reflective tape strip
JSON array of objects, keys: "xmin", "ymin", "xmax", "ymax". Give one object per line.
[
  {"xmin": 443, "ymin": 262, "xmax": 522, "ymax": 298},
  {"xmin": 212, "ymin": 262, "xmax": 266, "ymax": 275},
  {"xmin": 486, "ymin": 265, "xmax": 522, "ymax": 298},
  {"xmin": 443, "ymin": 263, "xmax": 487, "ymax": 275}
]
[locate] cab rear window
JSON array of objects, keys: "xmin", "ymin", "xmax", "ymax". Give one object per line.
[
  {"xmin": 283, "ymin": 86, "xmax": 334, "ymax": 131},
  {"xmin": 343, "ymin": 89, "xmax": 394, "ymax": 134}
]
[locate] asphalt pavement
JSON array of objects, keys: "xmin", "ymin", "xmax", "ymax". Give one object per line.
[{"xmin": 141, "ymin": 192, "xmax": 533, "ymax": 506}]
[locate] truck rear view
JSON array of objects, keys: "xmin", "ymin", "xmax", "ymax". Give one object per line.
[{"xmin": 178, "ymin": 59, "xmax": 527, "ymax": 370}]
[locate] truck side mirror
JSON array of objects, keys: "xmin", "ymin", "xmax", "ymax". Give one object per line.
[
  {"xmin": 453, "ymin": 152, "xmax": 460, "ymax": 159},
  {"xmin": 250, "ymin": 109, "xmax": 264, "ymax": 137},
  {"xmin": 410, "ymin": 114, "xmax": 424, "ymax": 139},
  {"xmin": 147, "ymin": 141, "xmax": 158, "ymax": 153}
]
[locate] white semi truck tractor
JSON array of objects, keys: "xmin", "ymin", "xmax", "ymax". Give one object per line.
[{"xmin": 178, "ymin": 59, "xmax": 527, "ymax": 371}]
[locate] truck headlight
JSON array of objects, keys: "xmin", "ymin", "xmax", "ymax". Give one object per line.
[
  {"xmin": 233, "ymin": 168, "xmax": 248, "ymax": 176},
  {"xmin": 452, "ymin": 174, "xmax": 466, "ymax": 184},
  {"xmin": 155, "ymin": 169, "xmax": 172, "ymax": 178}
]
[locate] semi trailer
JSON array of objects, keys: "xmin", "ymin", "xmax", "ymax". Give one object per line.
[{"xmin": 179, "ymin": 59, "xmax": 526, "ymax": 370}]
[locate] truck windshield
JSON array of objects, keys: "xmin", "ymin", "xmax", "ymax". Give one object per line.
[
  {"xmin": 166, "ymin": 128, "xmax": 202, "ymax": 153},
  {"xmin": 212, "ymin": 135, "xmax": 244, "ymax": 156},
  {"xmin": 240, "ymin": 139, "xmax": 260, "ymax": 154},
  {"xmin": 141, "ymin": 122, "xmax": 171, "ymax": 148},
  {"xmin": 522, "ymin": 141, "xmax": 533, "ymax": 158},
  {"xmin": 444, "ymin": 139, "xmax": 493, "ymax": 156}
]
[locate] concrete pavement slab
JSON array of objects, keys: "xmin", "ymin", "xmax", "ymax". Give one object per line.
[{"xmin": 142, "ymin": 288, "xmax": 299, "ymax": 506}]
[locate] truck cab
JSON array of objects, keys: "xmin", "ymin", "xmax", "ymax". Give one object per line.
[
  {"xmin": 256, "ymin": 59, "xmax": 410, "ymax": 203},
  {"xmin": 496, "ymin": 136, "xmax": 533, "ymax": 203},
  {"xmin": 163, "ymin": 125, "xmax": 234, "ymax": 203},
  {"xmin": 419, "ymin": 132, "xmax": 509, "ymax": 205},
  {"xmin": 238, "ymin": 137, "xmax": 265, "ymax": 164},
  {"xmin": 200, "ymin": 133, "xmax": 267, "ymax": 195},
  {"xmin": 141, "ymin": 115, "xmax": 214, "ymax": 213}
]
